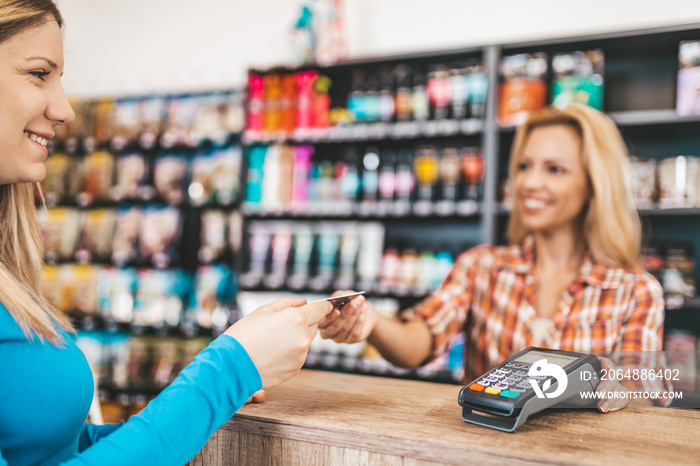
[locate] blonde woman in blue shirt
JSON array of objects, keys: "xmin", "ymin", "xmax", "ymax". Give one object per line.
[{"xmin": 0, "ymin": 1, "xmax": 331, "ymax": 464}]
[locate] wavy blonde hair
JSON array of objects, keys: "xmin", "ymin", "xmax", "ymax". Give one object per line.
[
  {"xmin": 506, "ymin": 104, "xmax": 641, "ymax": 269},
  {"xmin": 1, "ymin": 0, "xmax": 74, "ymax": 343}
]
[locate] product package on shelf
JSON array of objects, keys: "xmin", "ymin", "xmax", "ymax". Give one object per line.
[
  {"xmin": 641, "ymin": 243, "xmax": 696, "ymax": 308},
  {"xmin": 185, "ymin": 264, "xmax": 236, "ymax": 334},
  {"xmin": 497, "ymin": 52, "xmax": 548, "ymax": 127},
  {"xmin": 657, "ymin": 156, "xmax": 700, "ymax": 208},
  {"xmin": 629, "ymin": 156, "xmax": 658, "ymax": 209},
  {"xmin": 113, "ymin": 152, "xmax": 152, "ymax": 202},
  {"xmin": 131, "ymin": 268, "xmax": 190, "ymax": 331},
  {"xmin": 75, "ymin": 208, "xmax": 118, "ymax": 263},
  {"xmin": 551, "ymin": 49, "xmax": 604, "ymax": 110},
  {"xmin": 40, "ymin": 207, "xmax": 83, "ymax": 263},
  {"xmin": 677, "ymin": 40, "xmax": 700, "ymax": 116},
  {"xmin": 138, "ymin": 206, "xmax": 182, "ymax": 269},
  {"xmin": 42, "ymin": 263, "xmax": 100, "ymax": 321},
  {"xmin": 188, "ymin": 146, "xmax": 242, "ymax": 207}
]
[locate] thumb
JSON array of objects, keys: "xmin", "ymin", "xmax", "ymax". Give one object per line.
[
  {"xmin": 258, "ymin": 297, "xmax": 307, "ymax": 314},
  {"xmin": 299, "ymin": 301, "xmax": 333, "ymax": 326}
]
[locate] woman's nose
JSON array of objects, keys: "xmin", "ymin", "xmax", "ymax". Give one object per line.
[
  {"xmin": 46, "ymin": 84, "xmax": 75, "ymax": 126},
  {"xmin": 521, "ymin": 167, "xmax": 545, "ymax": 189}
]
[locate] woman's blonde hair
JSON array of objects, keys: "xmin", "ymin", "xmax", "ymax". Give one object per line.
[
  {"xmin": 1, "ymin": 0, "xmax": 74, "ymax": 343},
  {"xmin": 506, "ymin": 104, "xmax": 642, "ymax": 269}
]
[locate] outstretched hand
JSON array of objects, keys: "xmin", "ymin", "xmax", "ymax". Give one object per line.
[
  {"xmin": 596, "ymin": 357, "xmax": 629, "ymax": 413},
  {"xmin": 225, "ymin": 297, "xmax": 332, "ymax": 388},
  {"xmin": 318, "ymin": 290, "xmax": 377, "ymax": 344}
]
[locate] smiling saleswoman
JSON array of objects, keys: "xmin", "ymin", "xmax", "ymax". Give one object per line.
[{"xmin": 319, "ymin": 104, "xmax": 670, "ymax": 412}]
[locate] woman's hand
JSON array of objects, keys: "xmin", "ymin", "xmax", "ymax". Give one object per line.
[
  {"xmin": 596, "ymin": 357, "xmax": 629, "ymax": 413},
  {"xmin": 225, "ymin": 297, "xmax": 332, "ymax": 388},
  {"xmin": 318, "ymin": 290, "xmax": 378, "ymax": 344},
  {"xmin": 246, "ymin": 389, "xmax": 266, "ymax": 404}
]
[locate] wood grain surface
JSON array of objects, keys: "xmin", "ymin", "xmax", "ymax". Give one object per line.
[{"xmin": 189, "ymin": 369, "xmax": 700, "ymax": 465}]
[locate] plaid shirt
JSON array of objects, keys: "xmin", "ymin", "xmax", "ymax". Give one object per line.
[{"xmin": 402, "ymin": 236, "xmax": 666, "ymax": 386}]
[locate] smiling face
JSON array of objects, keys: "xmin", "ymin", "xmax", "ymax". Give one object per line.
[
  {"xmin": 0, "ymin": 17, "xmax": 74, "ymax": 185},
  {"xmin": 513, "ymin": 124, "xmax": 591, "ymax": 236}
]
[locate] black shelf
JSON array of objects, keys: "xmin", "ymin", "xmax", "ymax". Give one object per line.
[
  {"xmin": 303, "ymin": 356, "xmax": 460, "ymax": 385},
  {"xmin": 608, "ymin": 110, "xmax": 700, "ymax": 127},
  {"xmin": 240, "ymin": 208, "xmax": 481, "ymax": 221},
  {"xmin": 242, "ymin": 119, "xmax": 484, "ymax": 145}
]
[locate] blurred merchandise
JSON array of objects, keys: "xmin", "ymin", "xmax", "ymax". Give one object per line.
[
  {"xmin": 290, "ymin": 5, "xmax": 315, "ymax": 66},
  {"xmin": 629, "ymin": 157, "xmax": 658, "ymax": 209},
  {"xmin": 188, "ymin": 146, "xmax": 242, "ymax": 207},
  {"xmin": 132, "ymin": 269, "xmax": 190, "ymax": 329},
  {"xmin": 42, "ymin": 153, "xmax": 79, "ymax": 205},
  {"xmin": 79, "ymin": 150, "xmax": 116, "ymax": 206},
  {"xmin": 52, "ymin": 91, "xmax": 244, "ymax": 153},
  {"xmin": 138, "ymin": 206, "xmax": 182, "ymax": 269},
  {"xmin": 41, "ymin": 208, "xmax": 82, "ymax": 262},
  {"xmin": 289, "ymin": 0, "xmax": 349, "ymax": 67},
  {"xmin": 242, "ymin": 142, "xmax": 483, "ymax": 216},
  {"xmin": 75, "ymin": 209, "xmax": 118, "ymax": 263},
  {"xmin": 42, "ymin": 264, "xmax": 99, "ymax": 317},
  {"xmin": 198, "ymin": 210, "xmax": 229, "ymax": 264},
  {"xmin": 657, "ymin": 156, "xmax": 700, "ymax": 208},
  {"xmin": 153, "ymin": 153, "xmax": 188, "ymax": 205},
  {"xmin": 112, "ymin": 207, "xmax": 142, "ymax": 266},
  {"xmin": 641, "ymin": 243, "xmax": 696, "ymax": 306},
  {"xmin": 98, "ymin": 267, "xmax": 139, "ymax": 325},
  {"xmin": 240, "ymin": 221, "xmax": 385, "ymax": 292},
  {"xmin": 551, "ymin": 50, "xmax": 604, "ymax": 110},
  {"xmin": 113, "ymin": 152, "xmax": 152, "ymax": 202},
  {"xmin": 497, "ymin": 53, "xmax": 548, "ymax": 126},
  {"xmin": 186, "ymin": 265, "xmax": 236, "ymax": 333},
  {"xmin": 677, "ymin": 40, "xmax": 700, "ymax": 116},
  {"xmin": 664, "ymin": 330, "xmax": 697, "ymax": 391}
]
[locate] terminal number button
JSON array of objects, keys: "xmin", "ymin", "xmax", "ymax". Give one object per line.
[
  {"xmin": 469, "ymin": 383, "xmax": 485, "ymax": 392},
  {"xmin": 484, "ymin": 387, "xmax": 502, "ymax": 395}
]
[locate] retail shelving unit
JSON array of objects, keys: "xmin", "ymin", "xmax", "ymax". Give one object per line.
[{"xmin": 239, "ymin": 23, "xmax": 700, "ymax": 386}]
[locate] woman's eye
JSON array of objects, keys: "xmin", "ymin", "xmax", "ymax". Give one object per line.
[
  {"xmin": 517, "ymin": 162, "xmax": 530, "ymax": 171},
  {"xmin": 549, "ymin": 166, "xmax": 564, "ymax": 174},
  {"xmin": 30, "ymin": 70, "xmax": 49, "ymax": 82}
]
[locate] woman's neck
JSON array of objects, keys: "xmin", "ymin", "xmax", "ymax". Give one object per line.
[{"xmin": 532, "ymin": 225, "xmax": 586, "ymax": 273}]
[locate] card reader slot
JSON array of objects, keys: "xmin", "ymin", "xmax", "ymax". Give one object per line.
[
  {"xmin": 458, "ymin": 387, "xmax": 519, "ymax": 416},
  {"xmin": 461, "ymin": 408, "xmax": 520, "ymax": 432}
]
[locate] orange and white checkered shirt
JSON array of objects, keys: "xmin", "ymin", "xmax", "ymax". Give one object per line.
[{"xmin": 402, "ymin": 236, "xmax": 666, "ymax": 384}]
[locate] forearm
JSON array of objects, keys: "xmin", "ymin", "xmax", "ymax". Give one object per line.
[{"xmin": 367, "ymin": 316, "xmax": 432, "ymax": 368}]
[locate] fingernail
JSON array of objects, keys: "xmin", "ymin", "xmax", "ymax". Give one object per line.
[{"xmin": 600, "ymin": 401, "xmax": 610, "ymax": 413}]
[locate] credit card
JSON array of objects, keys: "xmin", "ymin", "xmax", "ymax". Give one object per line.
[{"xmin": 309, "ymin": 291, "xmax": 366, "ymax": 309}]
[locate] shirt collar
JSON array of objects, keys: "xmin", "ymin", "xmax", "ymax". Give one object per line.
[{"xmin": 499, "ymin": 235, "xmax": 623, "ymax": 289}]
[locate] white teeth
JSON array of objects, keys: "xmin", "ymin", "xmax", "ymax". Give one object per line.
[
  {"xmin": 524, "ymin": 198, "xmax": 547, "ymax": 209},
  {"xmin": 24, "ymin": 131, "xmax": 48, "ymax": 147}
]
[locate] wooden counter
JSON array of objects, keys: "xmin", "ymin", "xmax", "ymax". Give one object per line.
[{"xmin": 188, "ymin": 369, "xmax": 700, "ymax": 465}]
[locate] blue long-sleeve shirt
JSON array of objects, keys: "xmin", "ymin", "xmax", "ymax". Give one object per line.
[{"xmin": 0, "ymin": 303, "xmax": 262, "ymax": 465}]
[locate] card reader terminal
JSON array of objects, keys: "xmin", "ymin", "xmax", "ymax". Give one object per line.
[{"xmin": 458, "ymin": 347, "xmax": 601, "ymax": 432}]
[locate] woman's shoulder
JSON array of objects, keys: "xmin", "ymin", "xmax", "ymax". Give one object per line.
[{"xmin": 591, "ymin": 263, "xmax": 664, "ymax": 298}]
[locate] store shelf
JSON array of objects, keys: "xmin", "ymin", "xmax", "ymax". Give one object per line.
[
  {"xmin": 242, "ymin": 119, "xmax": 484, "ymax": 145},
  {"xmin": 498, "ymin": 205, "xmax": 700, "ymax": 217},
  {"xmin": 608, "ymin": 110, "xmax": 700, "ymax": 127},
  {"xmin": 638, "ymin": 208, "xmax": 700, "ymax": 216},
  {"xmin": 240, "ymin": 206, "xmax": 481, "ymax": 221},
  {"xmin": 670, "ymin": 391, "xmax": 700, "ymax": 410},
  {"xmin": 238, "ymin": 282, "xmax": 430, "ymax": 301},
  {"xmin": 303, "ymin": 355, "xmax": 460, "ymax": 385}
]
